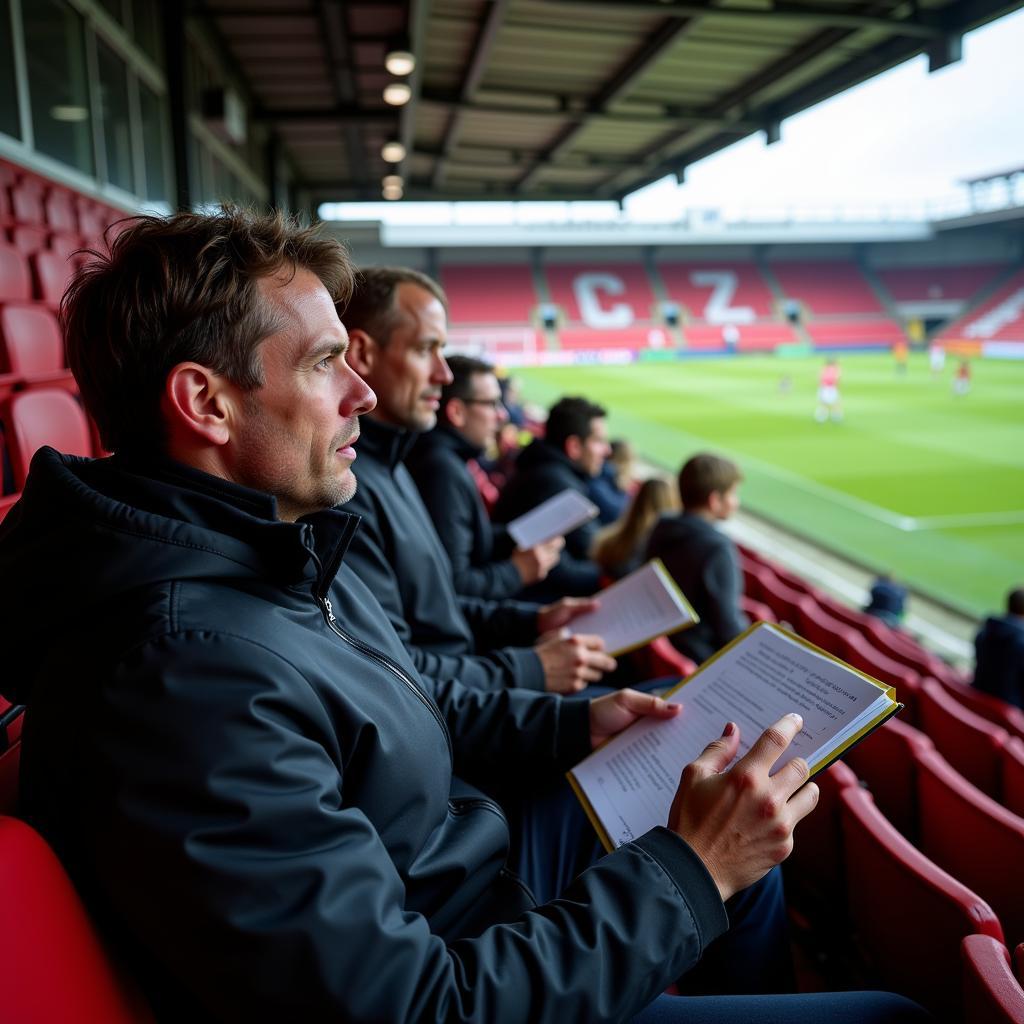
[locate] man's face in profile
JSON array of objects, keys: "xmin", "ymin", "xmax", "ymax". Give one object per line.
[{"xmin": 229, "ymin": 268, "xmax": 376, "ymax": 521}]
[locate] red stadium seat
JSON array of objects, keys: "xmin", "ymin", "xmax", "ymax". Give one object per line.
[
  {"xmin": 0, "ymin": 699, "xmax": 24, "ymax": 816},
  {"xmin": 917, "ymin": 677, "xmax": 1007, "ymax": 797},
  {"xmin": 658, "ymin": 261, "xmax": 778, "ymax": 319},
  {"xmin": 0, "ymin": 816, "xmax": 155, "ymax": 1023},
  {"xmin": 878, "ymin": 265, "xmax": 1005, "ymax": 304},
  {"xmin": 545, "ymin": 263, "xmax": 657, "ymax": 324},
  {"xmin": 771, "ymin": 261, "xmax": 884, "ymax": 315},
  {"xmin": 795, "ymin": 597, "xmax": 858, "ymax": 659},
  {"xmin": 44, "ymin": 188, "xmax": 79, "ymax": 234},
  {"xmin": 1001, "ymin": 738, "xmax": 1024, "ymax": 820},
  {"xmin": 439, "ymin": 263, "xmax": 538, "ymax": 324},
  {"xmin": 0, "ymin": 302, "xmax": 75, "ymax": 390},
  {"xmin": 9, "ymin": 224, "xmax": 49, "ymax": 256},
  {"xmin": 2, "ymin": 388, "xmax": 93, "ymax": 488},
  {"xmin": 839, "ymin": 784, "xmax": 1003, "ymax": 1016},
  {"xmin": 50, "ymin": 232, "xmax": 84, "ymax": 263},
  {"xmin": 0, "ymin": 245, "xmax": 32, "ymax": 302},
  {"xmin": 839, "ymin": 631, "xmax": 920, "ymax": 710},
  {"xmin": 916, "ymin": 746, "xmax": 1024, "ymax": 946},
  {"xmin": 939, "ymin": 677, "xmax": 1024, "ymax": 745},
  {"xmin": 31, "ymin": 249, "xmax": 75, "ymax": 309},
  {"xmin": 961, "ymin": 935, "xmax": 1024, "ymax": 1024},
  {"xmin": 940, "ymin": 269, "xmax": 1024, "ymax": 343},
  {"xmin": 740, "ymin": 594, "xmax": 776, "ymax": 624},
  {"xmin": 843, "ymin": 716, "xmax": 933, "ymax": 839},
  {"xmin": 9, "ymin": 184, "xmax": 44, "ymax": 225}
]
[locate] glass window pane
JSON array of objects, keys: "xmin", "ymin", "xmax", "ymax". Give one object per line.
[
  {"xmin": 23, "ymin": 0, "xmax": 93, "ymax": 174},
  {"xmin": 132, "ymin": 0, "xmax": 162, "ymax": 64},
  {"xmin": 0, "ymin": 0, "xmax": 20, "ymax": 139},
  {"xmin": 96, "ymin": 39, "xmax": 134, "ymax": 192},
  {"xmin": 138, "ymin": 80, "xmax": 168, "ymax": 203}
]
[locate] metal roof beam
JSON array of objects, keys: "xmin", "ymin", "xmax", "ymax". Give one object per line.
[
  {"xmin": 253, "ymin": 105, "xmax": 396, "ymax": 123},
  {"xmin": 513, "ymin": 17, "xmax": 698, "ymax": 192},
  {"xmin": 432, "ymin": 0, "xmax": 510, "ymax": 189},
  {"xmin": 396, "ymin": 0, "xmax": 430, "ymax": 188},
  {"xmin": 536, "ymin": 0, "xmax": 944, "ymax": 38}
]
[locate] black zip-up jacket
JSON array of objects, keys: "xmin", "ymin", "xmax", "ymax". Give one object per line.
[
  {"xmin": 645, "ymin": 513, "xmax": 749, "ymax": 664},
  {"xmin": 344, "ymin": 417, "xmax": 546, "ymax": 691},
  {"xmin": 0, "ymin": 449, "xmax": 727, "ymax": 1023},
  {"xmin": 492, "ymin": 437, "xmax": 602, "ymax": 600},
  {"xmin": 407, "ymin": 424, "xmax": 523, "ymax": 600}
]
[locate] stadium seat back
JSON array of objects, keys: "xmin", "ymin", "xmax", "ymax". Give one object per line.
[
  {"xmin": 10, "ymin": 224, "xmax": 49, "ymax": 255},
  {"xmin": 1002, "ymin": 738, "xmax": 1024, "ymax": 819},
  {"xmin": 0, "ymin": 816, "xmax": 155, "ymax": 1023},
  {"xmin": 840, "ymin": 785, "xmax": 1002, "ymax": 1016},
  {"xmin": 0, "ymin": 302, "xmax": 65, "ymax": 375},
  {"xmin": 44, "ymin": 188, "xmax": 79, "ymax": 233},
  {"xmin": 918, "ymin": 677, "xmax": 1007, "ymax": 796},
  {"xmin": 916, "ymin": 747, "xmax": 1024, "ymax": 947},
  {"xmin": 3, "ymin": 388, "xmax": 93, "ymax": 488},
  {"xmin": 796, "ymin": 597, "xmax": 856, "ymax": 658},
  {"xmin": 843, "ymin": 716, "xmax": 933, "ymax": 839},
  {"xmin": 10, "ymin": 184, "xmax": 44, "ymax": 224},
  {"xmin": 941, "ymin": 677, "xmax": 1024, "ymax": 744},
  {"xmin": 32, "ymin": 249, "xmax": 74, "ymax": 309},
  {"xmin": 0, "ymin": 699, "xmax": 24, "ymax": 816},
  {"xmin": 961, "ymin": 934, "xmax": 1024, "ymax": 1024},
  {"xmin": 632, "ymin": 634, "xmax": 696, "ymax": 681},
  {"xmin": 0, "ymin": 245, "xmax": 32, "ymax": 302}
]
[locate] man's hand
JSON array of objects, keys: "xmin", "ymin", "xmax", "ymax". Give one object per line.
[
  {"xmin": 589, "ymin": 688, "xmax": 681, "ymax": 749},
  {"xmin": 535, "ymin": 631, "xmax": 616, "ymax": 694},
  {"xmin": 511, "ymin": 537, "xmax": 564, "ymax": 585},
  {"xmin": 668, "ymin": 714, "xmax": 819, "ymax": 903},
  {"xmin": 536, "ymin": 596, "xmax": 599, "ymax": 636}
]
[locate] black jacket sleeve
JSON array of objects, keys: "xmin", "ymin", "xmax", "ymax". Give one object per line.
[
  {"xmin": 701, "ymin": 540, "xmax": 750, "ymax": 648},
  {"xmin": 89, "ymin": 635, "xmax": 729, "ymax": 1024}
]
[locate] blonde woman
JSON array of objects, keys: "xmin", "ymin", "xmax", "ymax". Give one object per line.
[{"xmin": 592, "ymin": 476, "xmax": 679, "ymax": 580}]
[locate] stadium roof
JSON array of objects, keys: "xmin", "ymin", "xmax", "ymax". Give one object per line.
[{"xmin": 201, "ymin": 0, "xmax": 1024, "ymax": 205}]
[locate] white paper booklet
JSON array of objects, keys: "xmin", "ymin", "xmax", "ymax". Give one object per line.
[
  {"xmin": 566, "ymin": 559, "xmax": 698, "ymax": 656},
  {"xmin": 568, "ymin": 621, "xmax": 900, "ymax": 851},
  {"xmin": 506, "ymin": 488, "xmax": 599, "ymax": 549}
]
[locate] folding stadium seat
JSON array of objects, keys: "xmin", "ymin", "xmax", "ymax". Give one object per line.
[
  {"xmin": 740, "ymin": 594, "xmax": 776, "ymax": 623},
  {"xmin": 31, "ymin": 249, "xmax": 75, "ymax": 310},
  {"xmin": 77, "ymin": 202, "xmax": 109, "ymax": 242},
  {"xmin": 0, "ymin": 699, "xmax": 24, "ymax": 816},
  {"xmin": 961, "ymin": 935, "xmax": 1024, "ymax": 1024},
  {"xmin": 0, "ymin": 816, "xmax": 156, "ymax": 1023},
  {"xmin": 0, "ymin": 244, "xmax": 32, "ymax": 302},
  {"xmin": 749, "ymin": 567, "xmax": 806, "ymax": 630},
  {"xmin": 843, "ymin": 716, "xmax": 934, "ymax": 839},
  {"xmin": 916, "ymin": 746, "xmax": 1024, "ymax": 947},
  {"xmin": 44, "ymin": 188, "xmax": 79, "ymax": 234},
  {"xmin": 50, "ymin": 232, "xmax": 83, "ymax": 263},
  {"xmin": 9, "ymin": 223, "xmax": 49, "ymax": 256},
  {"xmin": 2, "ymin": 388, "xmax": 93, "ymax": 488},
  {"xmin": 0, "ymin": 491, "xmax": 19, "ymax": 525},
  {"xmin": 795, "ymin": 597, "xmax": 858, "ymax": 659},
  {"xmin": 1002, "ymin": 738, "xmax": 1024, "ymax": 819},
  {"xmin": 940, "ymin": 676, "xmax": 1024, "ymax": 744},
  {"xmin": 839, "ymin": 784, "xmax": 1003, "ymax": 1017},
  {"xmin": 10, "ymin": 184, "xmax": 45, "ymax": 225},
  {"xmin": 0, "ymin": 302, "xmax": 75, "ymax": 391},
  {"xmin": 917, "ymin": 677, "xmax": 1007, "ymax": 797},
  {"xmin": 840, "ymin": 631, "xmax": 921, "ymax": 713},
  {"xmin": 630, "ymin": 634, "xmax": 696, "ymax": 682}
]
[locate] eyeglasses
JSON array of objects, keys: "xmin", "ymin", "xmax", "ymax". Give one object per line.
[{"xmin": 462, "ymin": 398, "xmax": 505, "ymax": 410}]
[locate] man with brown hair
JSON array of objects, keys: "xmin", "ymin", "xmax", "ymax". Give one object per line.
[
  {"xmin": 646, "ymin": 453, "xmax": 750, "ymax": 664},
  {"xmin": 0, "ymin": 210, "xmax": 926, "ymax": 1024}
]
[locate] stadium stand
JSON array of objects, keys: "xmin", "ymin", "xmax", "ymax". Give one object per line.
[
  {"xmin": 0, "ymin": 816, "xmax": 155, "ymax": 1023},
  {"xmin": 32, "ymin": 249, "xmax": 75, "ymax": 311},
  {"xmin": 545, "ymin": 263, "xmax": 657, "ymax": 326},
  {"xmin": 839, "ymin": 783, "xmax": 1003, "ymax": 1017},
  {"xmin": 960, "ymin": 934, "xmax": 1024, "ymax": 1024},
  {"xmin": 940, "ymin": 268, "xmax": 1024, "ymax": 342},
  {"xmin": 439, "ymin": 263, "xmax": 539, "ymax": 325},
  {"xmin": 556, "ymin": 325, "xmax": 671, "ymax": 350},
  {"xmin": 803, "ymin": 319, "xmax": 906, "ymax": 347},
  {"xmin": 682, "ymin": 323, "xmax": 798, "ymax": 350},
  {"xmin": 658, "ymin": 262, "xmax": 777, "ymax": 319},
  {"xmin": 877, "ymin": 265, "xmax": 1006, "ymax": 305},
  {"xmin": 770, "ymin": 261, "xmax": 886, "ymax": 315},
  {"xmin": 916, "ymin": 746, "xmax": 1024, "ymax": 947}
]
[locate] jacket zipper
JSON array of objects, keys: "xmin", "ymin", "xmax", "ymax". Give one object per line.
[{"xmin": 319, "ymin": 595, "xmax": 454, "ymax": 764}]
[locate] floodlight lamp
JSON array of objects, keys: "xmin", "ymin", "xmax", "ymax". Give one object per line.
[
  {"xmin": 383, "ymin": 82, "xmax": 412, "ymax": 106},
  {"xmin": 381, "ymin": 139, "xmax": 406, "ymax": 163},
  {"xmin": 383, "ymin": 183, "xmax": 404, "ymax": 201},
  {"xmin": 382, "ymin": 174, "xmax": 403, "ymax": 189},
  {"xmin": 385, "ymin": 49, "xmax": 416, "ymax": 76}
]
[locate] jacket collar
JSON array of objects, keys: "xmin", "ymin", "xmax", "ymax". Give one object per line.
[
  {"xmin": 422, "ymin": 423, "xmax": 482, "ymax": 462},
  {"xmin": 358, "ymin": 415, "xmax": 419, "ymax": 470}
]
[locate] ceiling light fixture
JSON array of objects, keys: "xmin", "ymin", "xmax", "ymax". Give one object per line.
[
  {"xmin": 382, "ymin": 174, "xmax": 403, "ymax": 189},
  {"xmin": 383, "ymin": 82, "xmax": 412, "ymax": 106},
  {"xmin": 381, "ymin": 139, "xmax": 406, "ymax": 163},
  {"xmin": 382, "ymin": 183, "xmax": 403, "ymax": 201},
  {"xmin": 384, "ymin": 49, "xmax": 415, "ymax": 76}
]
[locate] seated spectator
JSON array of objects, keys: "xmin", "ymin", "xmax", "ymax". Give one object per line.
[
  {"xmin": 973, "ymin": 587, "xmax": 1024, "ymax": 709},
  {"xmin": 592, "ymin": 476, "xmax": 679, "ymax": 581},
  {"xmin": 408, "ymin": 354, "xmax": 563, "ymax": 601},
  {"xmin": 646, "ymin": 453, "xmax": 749, "ymax": 664},
  {"xmin": 589, "ymin": 437, "xmax": 635, "ymax": 525},
  {"xmin": 493, "ymin": 396, "xmax": 609, "ymax": 600},
  {"xmin": 863, "ymin": 573, "xmax": 907, "ymax": 628},
  {"xmin": 340, "ymin": 267, "xmax": 616, "ymax": 695},
  {"xmin": 499, "ymin": 372, "xmax": 528, "ymax": 428}
]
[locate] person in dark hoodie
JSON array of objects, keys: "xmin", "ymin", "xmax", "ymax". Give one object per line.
[
  {"xmin": 0, "ymin": 208, "xmax": 929, "ymax": 1024},
  {"xmin": 492, "ymin": 395, "xmax": 609, "ymax": 599},
  {"xmin": 407, "ymin": 353, "xmax": 563, "ymax": 601},
  {"xmin": 646, "ymin": 453, "xmax": 749, "ymax": 665},
  {"xmin": 974, "ymin": 587, "xmax": 1024, "ymax": 709},
  {"xmin": 340, "ymin": 268, "xmax": 614, "ymax": 696}
]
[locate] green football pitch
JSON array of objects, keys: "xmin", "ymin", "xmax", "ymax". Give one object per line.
[{"xmin": 515, "ymin": 352, "xmax": 1024, "ymax": 618}]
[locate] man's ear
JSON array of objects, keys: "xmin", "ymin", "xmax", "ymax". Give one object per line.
[
  {"xmin": 564, "ymin": 434, "xmax": 583, "ymax": 461},
  {"xmin": 163, "ymin": 362, "xmax": 233, "ymax": 446},
  {"xmin": 345, "ymin": 328, "xmax": 377, "ymax": 378},
  {"xmin": 446, "ymin": 397, "xmax": 467, "ymax": 429}
]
